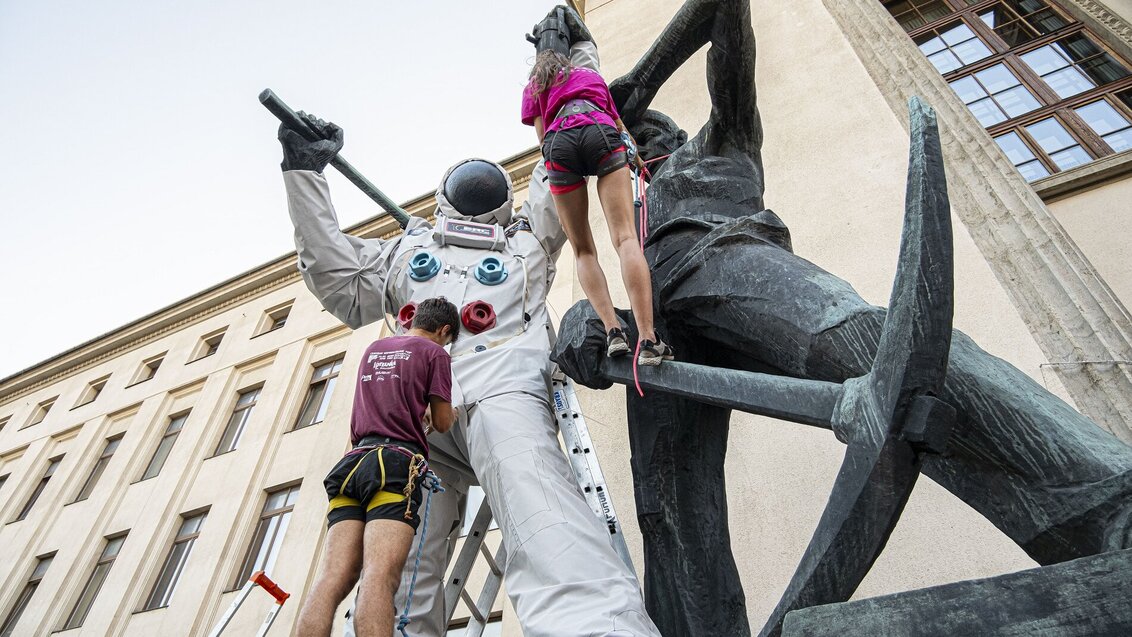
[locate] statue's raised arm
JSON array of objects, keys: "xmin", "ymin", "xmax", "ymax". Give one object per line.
[{"xmin": 611, "ymin": 0, "xmax": 761, "ymax": 163}]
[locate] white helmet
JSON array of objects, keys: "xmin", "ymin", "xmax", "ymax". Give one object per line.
[{"xmin": 435, "ymin": 158, "xmax": 514, "ymax": 226}]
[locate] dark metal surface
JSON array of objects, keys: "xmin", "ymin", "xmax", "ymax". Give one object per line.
[
  {"xmin": 782, "ymin": 549, "xmax": 1132, "ymax": 637},
  {"xmin": 553, "ymin": 0, "xmax": 1132, "ymax": 635}
]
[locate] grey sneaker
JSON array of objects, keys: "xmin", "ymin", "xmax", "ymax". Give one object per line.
[
  {"xmin": 607, "ymin": 328, "xmax": 630, "ymax": 357},
  {"xmin": 638, "ymin": 339, "xmax": 675, "ymax": 366}
]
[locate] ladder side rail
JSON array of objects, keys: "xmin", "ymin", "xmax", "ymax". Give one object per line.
[
  {"xmin": 553, "ymin": 376, "xmax": 635, "ymax": 571},
  {"xmin": 444, "ymin": 497, "xmax": 496, "ymax": 623},
  {"xmin": 462, "ymin": 543, "xmax": 507, "ymax": 637},
  {"xmin": 207, "ymin": 580, "xmax": 257, "ymax": 637},
  {"xmin": 254, "ymin": 603, "xmax": 285, "ymax": 637}
]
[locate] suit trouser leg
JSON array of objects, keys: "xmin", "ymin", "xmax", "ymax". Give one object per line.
[{"xmin": 466, "ymin": 391, "xmax": 660, "ymax": 637}]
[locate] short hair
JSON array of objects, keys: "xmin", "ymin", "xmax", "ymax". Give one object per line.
[{"xmin": 412, "ymin": 297, "xmax": 461, "ymax": 342}]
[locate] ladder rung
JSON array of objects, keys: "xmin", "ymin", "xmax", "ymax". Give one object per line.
[
  {"xmin": 460, "ymin": 588, "xmax": 486, "ymax": 623},
  {"xmin": 478, "ymin": 542, "xmax": 502, "ymax": 576}
]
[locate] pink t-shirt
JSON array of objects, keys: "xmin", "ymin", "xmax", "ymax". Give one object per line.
[
  {"xmin": 521, "ymin": 67, "xmax": 620, "ymax": 134},
  {"xmin": 350, "ymin": 335, "xmax": 452, "ymax": 457}
]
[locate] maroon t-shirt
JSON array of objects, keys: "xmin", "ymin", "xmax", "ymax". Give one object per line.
[{"xmin": 350, "ymin": 335, "xmax": 452, "ymax": 457}]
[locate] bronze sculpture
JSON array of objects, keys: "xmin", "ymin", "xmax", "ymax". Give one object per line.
[{"xmin": 552, "ymin": 1, "xmax": 1132, "ymax": 635}]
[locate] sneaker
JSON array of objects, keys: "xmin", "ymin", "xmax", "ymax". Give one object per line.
[
  {"xmin": 607, "ymin": 328, "xmax": 630, "ymax": 357},
  {"xmin": 638, "ymin": 339, "xmax": 675, "ymax": 366}
]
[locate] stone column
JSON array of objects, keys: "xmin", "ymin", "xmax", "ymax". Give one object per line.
[{"xmin": 821, "ymin": 0, "xmax": 1132, "ymax": 442}]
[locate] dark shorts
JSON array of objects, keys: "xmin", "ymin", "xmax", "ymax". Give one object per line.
[
  {"xmin": 542, "ymin": 123, "xmax": 629, "ymax": 195},
  {"xmin": 323, "ymin": 441, "xmax": 425, "ymax": 530}
]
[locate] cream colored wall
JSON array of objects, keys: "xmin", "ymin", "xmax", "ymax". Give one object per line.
[
  {"xmin": 1047, "ymin": 176, "xmax": 1132, "ymax": 307},
  {"xmin": 574, "ymin": 0, "xmax": 1086, "ymax": 629}
]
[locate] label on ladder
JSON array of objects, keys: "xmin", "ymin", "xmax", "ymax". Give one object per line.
[{"xmin": 551, "ymin": 372, "xmax": 635, "ymax": 572}]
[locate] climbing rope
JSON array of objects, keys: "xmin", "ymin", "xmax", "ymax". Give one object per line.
[
  {"xmin": 621, "ymin": 132, "xmax": 648, "ymax": 398},
  {"xmin": 396, "ymin": 471, "xmax": 445, "ymax": 637}
]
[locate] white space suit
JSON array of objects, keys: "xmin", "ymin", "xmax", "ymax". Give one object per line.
[{"xmin": 284, "ymin": 43, "xmax": 658, "ymax": 637}]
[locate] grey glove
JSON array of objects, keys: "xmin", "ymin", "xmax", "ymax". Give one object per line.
[{"xmin": 278, "ymin": 112, "xmax": 343, "ymax": 173}]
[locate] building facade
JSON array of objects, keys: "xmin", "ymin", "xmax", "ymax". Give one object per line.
[{"xmin": 1, "ymin": 1, "xmax": 1131, "ymax": 635}]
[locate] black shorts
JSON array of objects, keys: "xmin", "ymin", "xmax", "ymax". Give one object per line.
[
  {"xmin": 542, "ymin": 124, "xmax": 629, "ymax": 194},
  {"xmin": 323, "ymin": 443, "xmax": 425, "ymax": 530}
]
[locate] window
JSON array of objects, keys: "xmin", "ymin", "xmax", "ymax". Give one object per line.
[
  {"xmin": 0, "ymin": 474, "xmax": 7, "ymax": 494},
  {"xmin": 134, "ymin": 354, "xmax": 165, "ymax": 384},
  {"xmin": 143, "ymin": 512, "xmax": 207, "ymax": 610},
  {"xmin": 141, "ymin": 413, "xmax": 189, "ymax": 480},
  {"xmin": 256, "ymin": 302, "xmax": 293, "ymax": 336},
  {"xmin": 885, "ymin": 0, "xmax": 1132, "ymax": 181},
  {"xmin": 62, "ymin": 534, "xmax": 127, "ymax": 629},
  {"xmin": 24, "ymin": 397, "xmax": 56, "ymax": 428},
  {"xmin": 0, "ymin": 416, "xmax": 8, "ymax": 432},
  {"xmin": 233, "ymin": 485, "xmax": 299, "ymax": 587},
  {"xmin": 192, "ymin": 329, "xmax": 226, "ymax": 361},
  {"xmin": 213, "ymin": 388, "xmax": 261, "ymax": 455},
  {"xmin": 75, "ymin": 376, "xmax": 110, "ymax": 408},
  {"xmin": 15, "ymin": 455, "xmax": 63, "ymax": 522},
  {"xmin": 74, "ymin": 435, "xmax": 123, "ymax": 502},
  {"xmin": 293, "ymin": 357, "xmax": 344, "ymax": 430},
  {"xmin": 0, "ymin": 554, "xmax": 54, "ymax": 637}
]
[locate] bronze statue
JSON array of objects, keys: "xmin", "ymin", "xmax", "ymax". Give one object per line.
[{"xmin": 552, "ymin": 1, "xmax": 1132, "ymax": 635}]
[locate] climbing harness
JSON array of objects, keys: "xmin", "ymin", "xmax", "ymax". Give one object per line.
[{"xmin": 397, "ymin": 469, "xmax": 445, "ymax": 637}]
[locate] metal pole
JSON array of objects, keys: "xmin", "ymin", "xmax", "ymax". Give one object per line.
[{"xmin": 260, "ymin": 88, "xmax": 411, "ymax": 229}]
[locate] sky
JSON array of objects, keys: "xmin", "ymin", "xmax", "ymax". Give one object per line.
[{"xmin": 0, "ymin": 0, "xmax": 560, "ymax": 378}]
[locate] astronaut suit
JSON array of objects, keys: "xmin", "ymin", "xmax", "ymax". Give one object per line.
[{"xmin": 280, "ymin": 35, "xmax": 658, "ymax": 637}]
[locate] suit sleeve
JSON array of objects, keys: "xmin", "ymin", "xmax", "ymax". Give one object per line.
[{"xmin": 283, "ymin": 170, "xmax": 405, "ymax": 329}]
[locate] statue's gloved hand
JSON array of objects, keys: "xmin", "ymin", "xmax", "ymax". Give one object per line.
[
  {"xmin": 551, "ymin": 300, "xmax": 615, "ymax": 390},
  {"xmin": 278, "ymin": 111, "xmax": 344, "ymax": 173}
]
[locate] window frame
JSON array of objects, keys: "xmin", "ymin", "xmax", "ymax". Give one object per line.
[
  {"xmin": 139, "ymin": 412, "xmax": 190, "ymax": 481},
  {"xmin": 14, "ymin": 455, "xmax": 63, "ymax": 522},
  {"xmin": 190, "ymin": 328, "xmax": 227, "ymax": 363},
  {"xmin": 130, "ymin": 353, "xmax": 167, "ymax": 386},
  {"xmin": 0, "ymin": 553, "xmax": 54, "ymax": 637},
  {"xmin": 254, "ymin": 301, "xmax": 294, "ymax": 337},
  {"xmin": 142, "ymin": 511, "xmax": 208, "ymax": 610},
  {"xmin": 62, "ymin": 533, "xmax": 127, "ymax": 630},
  {"xmin": 885, "ymin": 0, "xmax": 1132, "ymax": 180},
  {"xmin": 73, "ymin": 376, "xmax": 110, "ymax": 409},
  {"xmin": 73, "ymin": 434, "xmax": 124, "ymax": 502},
  {"xmin": 212, "ymin": 387, "xmax": 262, "ymax": 457},
  {"xmin": 292, "ymin": 357, "xmax": 345, "ymax": 431},
  {"xmin": 23, "ymin": 397, "xmax": 56, "ymax": 429},
  {"xmin": 231, "ymin": 484, "xmax": 300, "ymax": 589}
]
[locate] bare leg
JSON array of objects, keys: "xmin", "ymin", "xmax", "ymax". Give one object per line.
[
  {"xmin": 355, "ymin": 520, "xmax": 414, "ymax": 637},
  {"xmin": 596, "ymin": 166, "xmax": 656, "ymax": 342},
  {"xmin": 296, "ymin": 521, "xmax": 364, "ymax": 637},
  {"xmin": 553, "ymin": 184, "xmax": 622, "ymax": 334}
]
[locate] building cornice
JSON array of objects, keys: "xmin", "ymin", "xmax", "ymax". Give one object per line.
[{"xmin": 0, "ymin": 149, "xmax": 541, "ymax": 404}]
